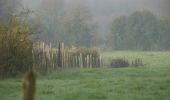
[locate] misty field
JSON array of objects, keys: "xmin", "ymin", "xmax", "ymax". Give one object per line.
[{"xmin": 0, "ymin": 52, "xmax": 170, "ymax": 100}]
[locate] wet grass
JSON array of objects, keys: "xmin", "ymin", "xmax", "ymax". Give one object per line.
[{"xmin": 0, "ymin": 51, "xmax": 170, "ymax": 100}]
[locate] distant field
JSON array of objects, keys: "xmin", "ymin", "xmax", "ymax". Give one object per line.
[
  {"xmin": 0, "ymin": 52, "xmax": 170, "ymax": 100},
  {"xmin": 102, "ymin": 51, "xmax": 170, "ymax": 67}
]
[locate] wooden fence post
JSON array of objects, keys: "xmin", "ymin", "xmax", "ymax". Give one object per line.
[{"xmin": 57, "ymin": 42, "xmax": 62, "ymax": 67}]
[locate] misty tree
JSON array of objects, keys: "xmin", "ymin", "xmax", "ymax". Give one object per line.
[
  {"xmin": 36, "ymin": 0, "xmax": 65, "ymax": 44},
  {"xmin": 158, "ymin": 20, "xmax": 170, "ymax": 50},
  {"xmin": 159, "ymin": 0, "xmax": 170, "ymax": 50},
  {"xmin": 0, "ymin": 0, "xmax": 39, "ymax": 77},
  {"xmin": 127, "ymin": 11, "xmax": 159, "ymax": 50},
  {"xmin": 0, "ymin": 14, "xmax": 33, "ymax": 76},
  {"xmin": 64, "ymin": 4, "xmax": 95, "ymax": 47},
  {"xmin": 108, "ymin": 10, "xmax": 170, "ymax": 50},
  {"xmin": 107, "ymin": 16, "xmax": 127, "ymax": 50}
]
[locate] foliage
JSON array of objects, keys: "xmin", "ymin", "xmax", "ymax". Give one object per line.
[
  {"xmin": 0, "ymin": 15, "xmax": 33, "ymax": 77},
  {"xmin": 108, "ymin": 10, "xmax": 170, "ymax": 50},
  {"xmin": 37, "ymin": 0, "xmax": 65, "ymax": 44},
  {"xmin": 63, "ymin": 5, "xmax": 94, "ymax": 47},
  {"xmin": 158, "ymin": 20, "xmax": 170, "ymax": 50},
  {"xmin": 35, "ymin": 0, "xmax": 96, "ymax": 47}
]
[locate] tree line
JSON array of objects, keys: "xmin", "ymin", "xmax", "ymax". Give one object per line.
[{"xmin": 107, "ymin": 10, "xmax": 170, "ymax": 51}]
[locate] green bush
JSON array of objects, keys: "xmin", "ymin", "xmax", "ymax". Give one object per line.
[{"xmin": 0, "ymin": 16, "xmax": 33, "ymax": 77}]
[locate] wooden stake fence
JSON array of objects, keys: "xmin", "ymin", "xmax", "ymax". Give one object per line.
[{"xmin": 32, "ymin": 42, "xmax": 102, "ymax": 72}]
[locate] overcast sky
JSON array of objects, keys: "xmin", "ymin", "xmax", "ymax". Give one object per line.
[{"xmin": 23, "ymin": 0, "xmax": 160, "ymax": 15}]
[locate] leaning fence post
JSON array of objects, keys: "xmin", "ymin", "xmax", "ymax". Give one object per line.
[
  {"xmin": 57, "ymin": 42, "xmax": 62, "ymax": 67},
  {"xmin": 89, "ymin": 55, "xmax": 91, "ymax": 68},
  {"xmin": 87, "ymin": 55, "xmax": 89, "ymax": 68},
  {"xmin": 79, "ymin": 53, "xmax": 83, "ymax": 68}
]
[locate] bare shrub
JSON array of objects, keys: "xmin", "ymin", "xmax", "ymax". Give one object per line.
[{"xmin": 110, "ymin": 58, "xmax": 129, "ymax": 68}]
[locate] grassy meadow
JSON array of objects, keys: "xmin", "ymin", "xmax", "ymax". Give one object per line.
[{"xmin": 0, "ymin": 51, "xmax": 170, "ymax": 100}]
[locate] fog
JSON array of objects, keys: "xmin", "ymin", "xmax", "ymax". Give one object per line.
[
  {"xmin": 22, "ymin": 0, "xmax": 161, "ymax": 36},
  {"xmin": 1, "ymin": 1, "xmax": 170, "ymax": 99},
  {"xmin": 0, "ymin": 0, "xmax": 169, "ymax": 50}
]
